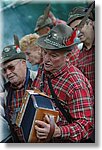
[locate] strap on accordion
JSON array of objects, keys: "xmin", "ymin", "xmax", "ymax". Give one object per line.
[{"xmin": 46, "ymin": 115, "xmax": 55, "ymax": 142}]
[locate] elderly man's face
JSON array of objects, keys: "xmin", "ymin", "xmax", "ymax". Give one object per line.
[
  {"xmin": 43, "ymin": 49, "xmax": 66, "ymax": 73},
  {"xmin": 2, "ymin": 59, "xmax": 26, "ymax": 86}
]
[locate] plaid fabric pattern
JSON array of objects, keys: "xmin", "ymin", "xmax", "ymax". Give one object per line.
[
  {"xmin": 9, "ymin": 89, "xmax": 25, "ymax": 114},
  {"xmin": 5, "ymin": 68, "xmax": 33, "ymax": 143},
  {"xmin": 7, "ymin": 84, "xmax": 32, "ymax": 142},
  {"xmin": 67, "ymin": 45, "xmax": 80, "ymax": 67},
  {"xmin": 67, "ymin": 45, "xmax": 95, "ymax": 94},
  {"xmin": 33, "ymin": 64, "xmax": 94, "ymax": 142},
  {"xmin": 77, "ymin": 45, "xmax": 95, "ymax": 93}
]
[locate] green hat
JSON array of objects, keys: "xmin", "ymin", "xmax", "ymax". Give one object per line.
[
  {"xmin": 36, "ymin": 24, "xmax": 78, "ymax": 51},
  {"xmin": 34, "ymin": 15, "xmax": 53, "ymax": 32},
  {"xmin": 0, "ymin": 45, "xmax": 26, "ymax": 64},
  {"xmin": 67, "ymin": 7, "xmax": 94, "ymax": 25}
]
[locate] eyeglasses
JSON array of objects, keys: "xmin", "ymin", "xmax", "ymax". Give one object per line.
[{"xmin": 1, "ymin": 60, "xmax": 21, "ymax": 74}]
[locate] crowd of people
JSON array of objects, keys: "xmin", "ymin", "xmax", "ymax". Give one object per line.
[{"xmin": 0, "ymin": 2, "xmax": 95, "ymax": 143}]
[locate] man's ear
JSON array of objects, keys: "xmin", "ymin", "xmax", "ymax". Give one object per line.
[
  {"xmin": 21, "ymin": 59, "xmax": 26, "ymax": 65},
  {"xmin": 92, "ymin": 21, "xmax": 95, "ymax": 28},
  {"xmin": 46, "ymin": 26, "xmax": 50, "ymax": 32},
  {"xmin": 89, "ymin": 20, "xmax": 94, "ymax": 27}
]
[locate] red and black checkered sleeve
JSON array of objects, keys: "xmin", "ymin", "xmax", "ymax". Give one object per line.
[{"xmin": 60, "ymin": 87, "xmax": 94, "ymax": 142}]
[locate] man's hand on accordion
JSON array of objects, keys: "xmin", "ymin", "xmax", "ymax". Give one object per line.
[{"xmin": 35, "ymin": 114, "xmax": 61, "ymax": 141}]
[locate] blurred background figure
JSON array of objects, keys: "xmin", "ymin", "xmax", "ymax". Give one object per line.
[
  {"xmin": 20, "ymin": 33, "xmax": 43, "ymax": 72},
  {"xmin": 34, "ymin": 4, "xmax": 66, "ymax": 36},
  {"xmin": 67, "ymin": 3, "xmax": 95, "ymax": 93}
]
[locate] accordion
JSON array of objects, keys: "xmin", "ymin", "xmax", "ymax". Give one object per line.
[{"xmin": 16, "ymin": 89, "xmax": 59, "ymax": 143}]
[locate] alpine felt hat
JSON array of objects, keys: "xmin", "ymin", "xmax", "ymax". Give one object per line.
[
  {"xmin": 36, "ymin": 24, "xmax": 79, "ymax": 51},
  {"xmin": 67, "ymin": 7, "xmax": 94, "ymax": 25},
  {"xmin": 34, "ymin": 15, "xmax": 53, "ymax": 32},
  {"xmin": 0, "ymin": 45, "xmax": 26, "ymax": 64}
]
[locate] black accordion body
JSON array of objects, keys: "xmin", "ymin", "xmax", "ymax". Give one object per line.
[{"xmin": 16, "ymin": 90, "xmax": 59, "ymax": 142}]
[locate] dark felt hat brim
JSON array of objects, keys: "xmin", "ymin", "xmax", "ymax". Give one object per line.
[
  {"xmin": 35, "ymin": 24, "xmax": 49, "ymax": 32},
  {"xmin": 36, "ymin": 34, "xmax": 77, "ymax": 52},
  {"xmin": 1, "ymin": 52, "xmax": 26, "ymax": 64},
  {"xmin": 34, "ymin": 16, "xmax": 53, "ymax": 32},
  {"xmin": 67, "ymin": 13, "xmax": 94, "ymax": 25},
  {"xmin": 67, "ymin": 15, "xmax": 85, "ymax": 25},
  {"xmin": 34, "ymin": 25, "xmax": 45, "ymax": 32}
]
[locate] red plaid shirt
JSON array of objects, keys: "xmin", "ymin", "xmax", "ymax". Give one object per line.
[
  {"xmin": 67, "ymin": 45, "xmax": 80, "ymax": 67},
  {"xmin": 76, "ymin": 45, "xmax": 95, "ymax": 93},
  {"xmin": 68, "ymin": 45, "xmax": 95, "ymax": 94},
  {"xmin": 33, "ymin": 64, "xmax": 94, "ymax": 142},
  {"xmin": 5, "ymin": 69, "xmax": 33, "ymax": 142},
  {"xmin": 5, "ymin": 83, "xmax": 32, "ymax": 142}
]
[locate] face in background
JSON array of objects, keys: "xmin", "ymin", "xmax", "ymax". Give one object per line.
[
  {"xmin": 37, "ymin": 26, "xmax": 50, "ymax": 36},
  {"xmin": 69, "ymin": 19, "xmax": 94, "ymax": 43},
  {"xmin": 25, "ymin": 45, "xmax": 42, "ymax": 66},
  {"xmin": 2, "ymin": 59, "xmax": 26, "ymax": 87},
  {"xmin": 42, "ymin": 49, "xmax": 67, "ymax": 73},
  {"xmin": 20, "ymin": 33, "xmax": 42, "ymax": 66}
]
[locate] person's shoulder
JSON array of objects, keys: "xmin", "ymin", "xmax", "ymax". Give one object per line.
[
  {"xmin": 66, "ymin": 65, "xmax": 88, "ymax": 89},
  {"xmin": 67, "ymin": 64, "xmax": 81, "ymax": 75}
]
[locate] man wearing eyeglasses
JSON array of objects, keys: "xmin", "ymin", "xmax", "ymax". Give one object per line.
[{"xmin": 0, "ymin": 45, "xmax": 37, "ymax": 142}]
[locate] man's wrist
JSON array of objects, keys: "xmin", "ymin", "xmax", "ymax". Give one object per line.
[{"xmin": 53, "ymin": 126, "xmax": 61, "ymax": 138}]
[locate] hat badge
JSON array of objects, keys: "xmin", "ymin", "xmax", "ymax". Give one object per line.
[
  {"xmin": 4, "ymin": 47, "xmax": 11, "ymax": 52},
  {"xmin": 52, "ymin": 33, "xmax": 58, "ymax": 40}
]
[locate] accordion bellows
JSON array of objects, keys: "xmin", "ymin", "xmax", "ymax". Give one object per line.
[{"xmin": 16, "ymin": 90, "xmax": 59, "ymax": 142}]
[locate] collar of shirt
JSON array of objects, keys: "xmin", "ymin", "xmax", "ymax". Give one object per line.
[{"xmin": 44, "ymin": 64, "xmax": 69, "ymax": 79}]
